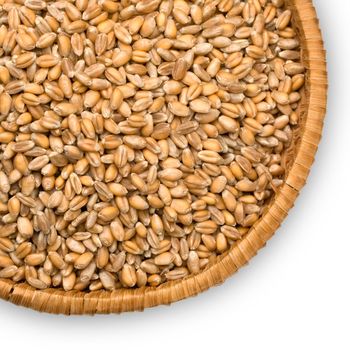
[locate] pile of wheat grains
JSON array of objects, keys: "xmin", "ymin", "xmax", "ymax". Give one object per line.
[{"xmin": 0, "ymin": 0, "xmax": 305, "ymax": 291}]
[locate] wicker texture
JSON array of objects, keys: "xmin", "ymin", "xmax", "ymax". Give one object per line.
[{"xmin": 0, "ymin": 0, "xmax": 327, "ymax": 314}]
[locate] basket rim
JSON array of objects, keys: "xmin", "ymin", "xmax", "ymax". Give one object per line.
[{"xmin": 0, "ymin": 0, "xmax": 328, "ymax": 314}]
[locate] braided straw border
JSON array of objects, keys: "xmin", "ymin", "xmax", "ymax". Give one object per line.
[{"xmin": 0, "ymin": 0, "xmax": 327, "ymax": 314}]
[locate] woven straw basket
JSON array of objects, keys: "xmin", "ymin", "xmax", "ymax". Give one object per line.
[{"xmin": 0, "ymin": 0, "xmax": 327, "ymax": 314}]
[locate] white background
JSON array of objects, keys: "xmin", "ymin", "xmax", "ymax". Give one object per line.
[{"xmin": 0, "ymin": 1, "xmax": 349, "ymax": 349}]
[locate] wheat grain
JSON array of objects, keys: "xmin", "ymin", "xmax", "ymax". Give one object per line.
[{"xmin": 0, "ymin": 0, "xmax": 304, "ymax": 290}]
